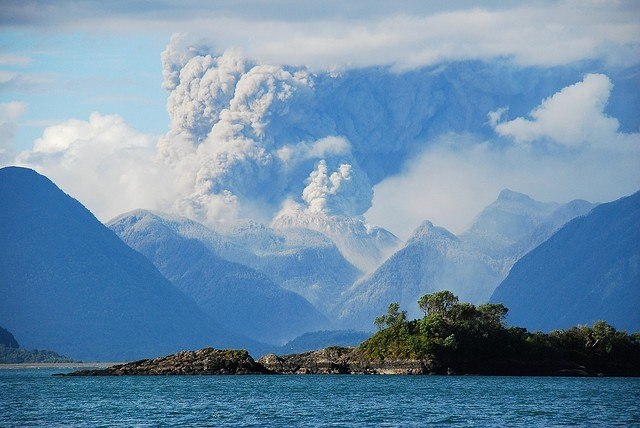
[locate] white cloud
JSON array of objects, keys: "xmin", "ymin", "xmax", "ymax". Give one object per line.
[
  {"xmin": 366, "ymin": 137, "xmax": 504, "ymax": 238},
  {"xmin": 0, "ymin": 70, "xmax": 56, "ymax": 93},
  {"xmin": 491, "ymin": 74, "xmax": 622, "ymax": 148},
  {"xmin": 15, "ymin": 113, "xmax": 173, "ymax": 221},
  {"xmin": 0, "ymin": 54, "xmax": 31, "ymax": 66},
  {"xmin": 167, "ymin": 3, "xmax": 640, "ymax": 71},
  {"xmin": 4, "ymin": 1, "xmax": 639, "ymax": 70}
]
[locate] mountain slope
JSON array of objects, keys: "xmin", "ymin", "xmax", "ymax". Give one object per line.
[
  {"xmin": 213, "ymin": 220, "xmax": 362, "ymax": 314},
  {"xmin": 335, "ymin": 190, "xmax": 596, "ymax": 331},
  {"xmin": 108, "ymin": 210, "xmax": 330, "ymax": 344},
  {"xmin": 127, "ymin": 213, "xmax": 361, "ymax": 314},
  {"xmin": 460, "ymin": 189, "xmax": 561, "ymax": 258},
  {"xmin": 335, "ymin": 221, "xmax": 502, "ymax": 330},
  {"xmin": 504, "ymin": 198, "xmax": 596, "ymax": 263},
  {"xmin": 0, "ymin": 166, "xmax": 250, "ymax": 361},
  {"xmin": 272, "ymin": 207, "xmax": 400, "ymax": 273},
  {"xmin": 490, "ymin": 191, "xmax": 640, "ymax": 332}
]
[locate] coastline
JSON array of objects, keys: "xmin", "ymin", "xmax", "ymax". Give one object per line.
[{"xmin": 58, "ymin": 346, "xmax": 640, "ymax": 377}]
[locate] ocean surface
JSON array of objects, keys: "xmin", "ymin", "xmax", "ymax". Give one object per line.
[{"xmin": 2, "ymin": 368, "xmax": 639, "ymax": 427}]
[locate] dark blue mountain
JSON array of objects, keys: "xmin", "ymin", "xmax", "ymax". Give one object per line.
[
  {"xmin": 0, "ymin": 166, "xmax": 256, "ymax": 361},
  {"xmin": 0, "ymin": 325, "xmax": 19, "ymax": 348},
  {"xmin": 491, "ymin": 191, "xmax": 640, "ymax": 332}
]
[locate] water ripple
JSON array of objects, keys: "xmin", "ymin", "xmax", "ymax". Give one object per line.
[{"xmin": 1, "ymin": 370, "xmax": 639, "ymax": 427}]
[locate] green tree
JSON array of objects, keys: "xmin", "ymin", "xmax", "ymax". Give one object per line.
[
  {"xmin": 374, "ymin": 302, "xmax": 407, "ymax": 330},
  {"xmin": 418, "ymin": 290, "xmax": 458, "ymax": 318},
  {"xmin": 477, "ymin": 303, "xmax": 509, "ymax": 328},
  {"xmin": 447, "ymin": 302, "xmax": 478, "ymax": 323}
]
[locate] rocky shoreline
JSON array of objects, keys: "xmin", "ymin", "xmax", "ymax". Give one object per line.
[
  {"xmin": 257, "ymin": 347, "xmax": 429, "ymax": 375},
  {"xmin": 62, "ymin": 346, "xmax": 435, "ymax": 376},
  {"xmin": 62, "ymin": 348, "xmax": 270, "ymax": 376},
  {"xmin": 61, "ymin": 346, "xmax": 630, "ymax": 377}
]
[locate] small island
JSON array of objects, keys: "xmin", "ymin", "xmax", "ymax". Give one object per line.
[{"xmin": 63, "ymin": 291, "xmax": 640, "ymax": 377}]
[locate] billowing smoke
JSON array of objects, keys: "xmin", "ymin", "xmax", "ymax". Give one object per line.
[
  {"xmin": 302, "ymin": 160, "xmax": 372, "ymax": 217},
  {"xmin": 162, "ymin": 36, "xmax": 246, "ymax": 142},
  {"xmin": 157, "ymin": 36, "xmax": 551, "ymax": 227},
  {"xmin": 158, "ymin": 34, "xmax": 374, "ymax": 225}
]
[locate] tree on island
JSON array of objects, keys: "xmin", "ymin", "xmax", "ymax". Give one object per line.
[
  {"xmin": 417, "ymin": 290, "xmax": 458, "ymax": 317},
  {"xmin": 374, "ymin": 302, "xmax": 407, "ymax": 330},
  {"xmin": 359, "ymin": 291, "xmax": 640, "ymax": 376}
]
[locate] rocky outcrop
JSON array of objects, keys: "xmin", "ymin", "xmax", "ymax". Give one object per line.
[
  {"xmin": 64, "ymin": 348, "xmax": 269, "ymax": 376},
  {"xmin": 63, "ymin": 346, "xmax": 436, "ymax": 376},
  {"xmin": 257, "ymin": 347, "xmax": 432, "ymax": 375},
  {"xmin": 258, "ymin": 347, "xmax": 353, "ymax": 374}
]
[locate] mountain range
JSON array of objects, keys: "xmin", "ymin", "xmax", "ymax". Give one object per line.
[
  {"xmin": 2, "ymin": 165, "xmax": 637, "ymax": 361},
  {"xmin": 335, "ymin": 189, "xmax": 596, "ymax": 330},
  {"xmin": 108, "ymin": 210, "xmax": 330, "ymax": 344},
  {"xmin": 202, "ymin": 218, "xmax": 363, "ymax": 314}
]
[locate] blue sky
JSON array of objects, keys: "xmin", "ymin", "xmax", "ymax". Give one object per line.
[
  {"xmin": 1, "ymin": 1, "xmax": 639, "ymax": 237},
  {"xmin": 1, "ymin": 31, "xmax": 168, "ymax": 150}
]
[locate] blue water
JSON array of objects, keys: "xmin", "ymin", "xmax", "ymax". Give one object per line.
[{"xmin": 1, "ymin": 369, "xmax": 639, "ymax": 427}]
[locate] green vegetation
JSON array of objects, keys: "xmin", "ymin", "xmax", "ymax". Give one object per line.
[{"xmin": 358, "ymin": 291, "xmax": 640, "ymax": 376}]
